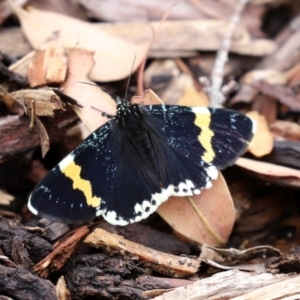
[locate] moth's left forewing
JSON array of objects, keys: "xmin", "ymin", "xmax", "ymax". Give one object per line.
[{"xmin": 28, "ymin": 123, "xmax": 114, "ymax": 224}]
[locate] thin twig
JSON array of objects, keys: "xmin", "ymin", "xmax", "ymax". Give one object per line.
[{"xmin": 209, "ymin": 0, "xmax": 249, "ymax": 108}]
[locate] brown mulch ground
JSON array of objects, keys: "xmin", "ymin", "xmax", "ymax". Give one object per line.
[{"xmin": 1, "ymin": 0, "xmax": 300, "ymax": 299}]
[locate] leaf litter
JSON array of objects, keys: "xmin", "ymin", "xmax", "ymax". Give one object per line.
[{"xmin": 1, "ymin": 1, "xmax": 300, "ymax": 299}]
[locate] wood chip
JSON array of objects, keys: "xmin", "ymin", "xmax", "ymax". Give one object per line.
[
  {"xmin": 27, "ymin": 47, "xmax": 68, "ymax": 87},
  {"xmin": 84, "ymin": 228, "xmax": 201, "ymax": 277},
  {"xmin": 153, "ymin": 270, "xmax": 298, "ymax": 300},
  {"xmin": 33, "ymin": 226, "xmax": 90, "ymax": 278}
]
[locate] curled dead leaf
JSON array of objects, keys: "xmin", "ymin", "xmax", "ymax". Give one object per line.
[{"xmin": 3, "ymin": 89, "xmax": 65, "ymax": 117}]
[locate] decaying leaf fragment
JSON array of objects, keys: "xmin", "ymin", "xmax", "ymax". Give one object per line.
[{"xmin": 1, "ymin": 89, "xmax": 65, "ymax": 117}]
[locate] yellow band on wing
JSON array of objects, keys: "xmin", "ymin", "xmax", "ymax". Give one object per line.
[
  {"xmin": 193, "ymin": 109, "xmax": 215, "ymax": 163},
  {"xmin": 60, "ymin": 158, "xmax": 101, "ymax": 207}
]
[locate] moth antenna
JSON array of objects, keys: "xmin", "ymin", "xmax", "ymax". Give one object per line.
[
  {"xmin": 124, "ymin": 54, "xmax": 137, "ymax": 102},
  {"xmin": 76, "ymin": 81, "xmax": 118, "ymax": 102},
  {"xmin": 91, "ymin": 106, "xmax": 115, "ymax": 119}
]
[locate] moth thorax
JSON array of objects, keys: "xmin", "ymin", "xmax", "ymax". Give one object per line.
[{"xmin": 124, "ymin": 113, "xmax": 157, "ymax": 173}]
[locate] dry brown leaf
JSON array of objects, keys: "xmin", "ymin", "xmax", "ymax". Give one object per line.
[
  {"xmin": 157, "ymin": 174, "xmax": 235, "ymax": 246},
  {"xmin": 247, "ymin": 110, "xmax": 274, "ymax": 157},
  {"xmin": 28, "ymin": 0, "xmax": 87, "ymax": 20},
  {"xmin": 236, "ymin": 157, "xmax": 300, "ymax": 179},
  {"xmin": 61, "ymin": 49, "xmax": 116, "ymax": 132},
  {"xmin": 2, "ymin": 89, "xmax": 65, "ymax": 117},
  {"xmin": 7, "ymin": 0, "xmax": 151, "ymax": 82}
]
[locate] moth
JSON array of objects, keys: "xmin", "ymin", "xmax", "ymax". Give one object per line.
[{"xmin": 28, "ymin": 95, "xmax": 255, "ymax": 225}]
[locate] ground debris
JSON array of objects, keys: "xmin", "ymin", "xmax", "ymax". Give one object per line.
[{"xmin": 1, "ymin": 1, "xmax": 300, "ymax": 299}]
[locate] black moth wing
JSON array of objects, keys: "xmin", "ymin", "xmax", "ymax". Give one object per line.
[
  {"xmin": 28, "ymin": 122, "xmax": 115, "ymax": 224},
  {"xmin": 142, "ymin": 105, "xmax": 255, "ymax": 170},
  {"xmin": 102, "ymin": 105, "xmax": 255, "ymax": 225},
  {"xmin": 28, "ymin": 112, "xmax": 207, "ymax": 225},
  {"xmin": 101, "ymin": 109, "xmax": 219, "ymax": 225},
  {"xmin": 29, "ymin": 104, "xmax": 255, "ymax": 225}
]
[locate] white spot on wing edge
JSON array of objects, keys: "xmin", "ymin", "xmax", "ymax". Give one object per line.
[
  {"xmin": 249, "ymin": 117, "xmax": 257, "ymax": 135},
  {"xmin": 58, "ymin": 153, "xmax": 75, "ymax": 170},
  {"xmin": 191, "ymin": 107, "xmax": 210, "ymax": 115},
  {"xmin": 102, "ymin": 176, "xmax": 221, "ymax": 226},
  {"xmin": 27, "ymin": 195, "xmax": 38, "ymax": 215},
  {"xmin": 103, "ymin": 211, "xmax": 129, "ymax": 226},
  {"xmin": 206, "ymin": 165, "xmax": 218, "ymax": 180},
  {"xmin": 95, "ymin": 208, "xmax": 106, "ymax": 217}
]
